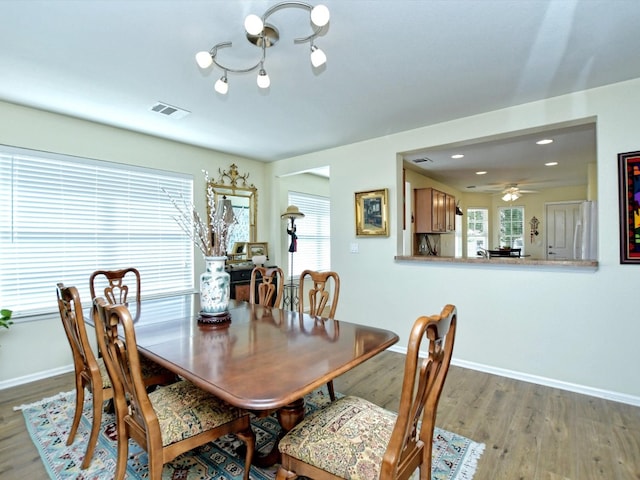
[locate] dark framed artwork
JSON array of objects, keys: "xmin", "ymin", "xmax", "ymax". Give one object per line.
[
  {"xmin": 618, "ymin": 150, "xmax": 640, "ymax": 264},
  {"xmin": 355, "ymin": 188, "xmax": 389, "ymax": 236}
]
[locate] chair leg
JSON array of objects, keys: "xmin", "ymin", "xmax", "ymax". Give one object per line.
[
  {"xmin": 276, "ymin": 465, "xmax": 298, "ymax": 480},
  {"xmin": 67, "ymin": 380, "xmax": 85, "ymax": 446},
  {"xmin": 327, "ymin": 380, "xmax": 336, "ymax": 401},
  {"xmin": 236, "ymin": 426, "xmax": 256, "ymax": 480},
  {"xmin": 148, "ymin": 450, "xmax": 165, "ymax": 480},
  {"xmin": 81, "ymin": 387, "xmax": 103, "ymax": 469},
  {"xmin": 114, "ymin": 422, "xmax": 129, "ymax": 480}
]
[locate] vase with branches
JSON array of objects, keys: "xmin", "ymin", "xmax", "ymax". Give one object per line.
[{"xmin": 164, "ymin": 171, "xmax": 237, "ymax": 319}]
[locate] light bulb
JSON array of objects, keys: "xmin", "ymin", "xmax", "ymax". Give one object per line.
[
  {"xmin": 310, "ymin": 45, "xmax": 327, "ymax": 67},
  {"xmin": 195, "ymin": 51, "xmax": 213, "ymax": 69},
  {"xmin": 214, "ymin": 76, "xmax": 228, "ymax": 95},
  {"xmin": 257, "ymin": 69, "xmax": 270, "ymax": 89},
  {"xmin": 244, "ymin": 14, "xmax": 264, "ymax": 35},
  {"xmin": 311, "ymin": 4, "xmax": 330, "ymax": 27}
]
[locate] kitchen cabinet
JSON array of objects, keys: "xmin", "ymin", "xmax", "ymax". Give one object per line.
[{"xmin": 414, "ymin": 188, "xmax": 456, "ymax": 233}]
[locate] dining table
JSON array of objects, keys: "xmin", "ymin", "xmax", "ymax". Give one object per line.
[{"xmin": 86, "ymin": 293, "xmax": 399, "ymax": 465}]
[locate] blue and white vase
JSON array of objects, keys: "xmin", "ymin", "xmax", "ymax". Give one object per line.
[{"xmin": 200, "ymin": 256, "xmax": 230, "ymax": 316}]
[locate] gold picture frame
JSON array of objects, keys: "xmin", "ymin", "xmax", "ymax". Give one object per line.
[
  {"xmin": 355, "ymin": 188, "xmax": 389, "ymax": 236},
  {"xmin": 227, "ymin": 241, "xmax": 247, "ymax": 263},
  {"xmin": 247, "ymin": 242, "xmax": 269, "ymax": 259}
]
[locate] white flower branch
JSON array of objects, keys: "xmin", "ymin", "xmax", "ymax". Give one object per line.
[{"xmin": 164, "ymin": 170, "xmax": 237, "ymax": 258}]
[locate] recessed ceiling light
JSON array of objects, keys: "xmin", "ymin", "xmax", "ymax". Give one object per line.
[
  {"xmin": 475, "ymin": 171, "xmax": 487, "ymax": 175},
  {"xmin": 451, "ymin": 154, "xmax": 464, "ymax": 159},
  {"xmin": 536, "ymin": 139, "xmax": 553, "ymax": 145},
  {"xmin": 545, "ymin": 162, "xmax": 558, "ymax": 166}
]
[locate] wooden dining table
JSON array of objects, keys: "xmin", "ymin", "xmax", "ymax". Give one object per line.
[{"xmin": 87, "ymin": 293, "xmax": 399, "ymax": 465}]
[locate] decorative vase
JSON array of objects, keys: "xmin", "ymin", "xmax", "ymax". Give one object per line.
[{"xmin": 200, "ymin": 256, "xmax": 230, "ymax": 317}]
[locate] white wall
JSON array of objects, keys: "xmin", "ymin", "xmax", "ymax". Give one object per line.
[
  {"xmin": 0, "ymin": 101, "xmax": 266, "ymax": 385},
  {"xmin": 267, "ymin": 78, "xmax": 640, "ymax": 404}
]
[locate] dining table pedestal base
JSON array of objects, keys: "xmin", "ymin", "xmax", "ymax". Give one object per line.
[{"xmin": 251, "ymin": 398, "xmax": 305, "ymax": 468}]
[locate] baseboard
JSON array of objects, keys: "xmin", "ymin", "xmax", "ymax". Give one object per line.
[
  {"xmin": 387, "ymin": 345, "xmax": 640, "ymax": 407},
  {"xmin": 0, "ymin": 364, "xmax": 74, "ymax": 390}
]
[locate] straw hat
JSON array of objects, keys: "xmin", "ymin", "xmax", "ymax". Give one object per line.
[{"xmin": 281, "ymin": 205, "xmax": 305, "ymax": 219}]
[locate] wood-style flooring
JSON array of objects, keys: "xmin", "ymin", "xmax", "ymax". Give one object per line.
[{"xmin": 1, "ymin": 350, "xmax": 639, "ymax": 479}]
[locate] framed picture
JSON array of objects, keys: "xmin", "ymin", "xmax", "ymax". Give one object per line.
[
  {"xmin": 227, "ymin": 241, "xmax": 246, "ymax": 263},
  {"xmin": 355, "ymin": 188, "xmax": 389, "ymax": 236},
  {"xmin": 247, "ymin": 242, "xmax": 269, "ymax": 259},
  {"xmin": 618, "ymin": 150, "xmax": 640, "ymax": 264},
  {"xmin": 231, "ymin": 242, "xmax": 246, "ymax": 255}
]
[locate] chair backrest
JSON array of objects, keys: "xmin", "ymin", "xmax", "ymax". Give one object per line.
[
  {"xmin": 381, "ymin": 304, "xmax": 457, "ymax": 479},
  {"xmin": 89, "ymin": 267, "xmax": 141, "ymax": 305},
  {"xmin": 93, "ymin": 299, "xmax": 156, "ymax": 437},
  {"xmin": 249, "ymin": 266, "xmax": 284, "ymax": 307},
  {"xmin": 298, "ymin": 270, "xmax": 340, "ymax": 318},
  {"xmin": 56, "ymin": 283, "xmax": 101, "ymax": 382}
]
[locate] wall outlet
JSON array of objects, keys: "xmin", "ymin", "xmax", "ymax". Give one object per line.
[{"xmin": 350, "ymin": 242, "xmax": 359, "ymax": 253}]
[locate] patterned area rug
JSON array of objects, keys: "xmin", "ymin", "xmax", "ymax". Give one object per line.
[{"xmin": 16, "ymin": 388, "xmax": 484, "ymax": 480}]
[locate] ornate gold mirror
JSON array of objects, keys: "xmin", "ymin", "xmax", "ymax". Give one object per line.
[{"xmin": 207, "ymin": 164, "xmax": 257, "ymax": 262}]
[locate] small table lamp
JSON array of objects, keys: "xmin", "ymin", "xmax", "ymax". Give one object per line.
[{"xmin": 281, "ymin": 205, "xmax": 305, "ymax": 310}]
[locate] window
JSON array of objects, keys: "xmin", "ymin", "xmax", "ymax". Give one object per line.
[
  {"xmin": 466, "ymin": 208, "xmax": 488, "ymax": 257},
  {"xmin": 499, "ymin": 206, "xmax": 525, "ymax": 250},
  {"xmin": 287, "ymin": 191, "xmax": 330, "ymax": 280},
  {"xmin": 1, "ymin": 146, "xmax": 194, "ymax": 318}
]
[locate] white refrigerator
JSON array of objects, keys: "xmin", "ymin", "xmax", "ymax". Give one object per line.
[{"xmin": 573, "ymin": 201, "xmax": 597, "ymax": 260}]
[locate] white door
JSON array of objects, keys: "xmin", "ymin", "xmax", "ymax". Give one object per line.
[{"xmin": 545, "ymin": 202, "xmax": 581, "ymax": 260}]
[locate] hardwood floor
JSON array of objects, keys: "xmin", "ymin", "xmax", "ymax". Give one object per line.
[{"xmin": 2, "ymin": 351, "xmax": 639, "ymax": 479}]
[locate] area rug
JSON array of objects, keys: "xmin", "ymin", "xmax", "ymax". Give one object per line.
[{"xmin": 16, "ymin": 388, "xmax": 484, "ymax": 480}]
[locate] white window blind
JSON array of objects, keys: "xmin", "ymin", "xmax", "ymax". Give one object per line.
[
  {"xmin": 287, "ymin": 191, "xmax": 330, "ymax": 280},
  {"xmin": 0, "ymin": 146, "xmax": 194, "ymax": 318}
]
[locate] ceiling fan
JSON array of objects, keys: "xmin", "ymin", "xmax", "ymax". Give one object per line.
[{"xmin": 499, "ymin": 184, "xmax": 538, "ymax": 201}]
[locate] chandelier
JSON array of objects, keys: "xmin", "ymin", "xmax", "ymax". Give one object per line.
[{"xmin": 195, "ymin": 2, "xmax": 330, "ymax": 95}]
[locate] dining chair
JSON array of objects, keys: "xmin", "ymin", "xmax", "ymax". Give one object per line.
[
  {"xmin": 276, "ymin": 304, "xmax": 457, "ymax": 480},
  {"xmin": 56, "ymin": 283, "xmax": 114, "ymax": 470},
  {"xmin": 250, "ymin": 266, "xmax": 284, "ymax": 307},
  {"xmin": 94, "ymin": 298, "xmax": 256, "ymax": 480},
  {"xmin": 299, "ymin": 269, "xmax": 340, "ymax": 400},
  {"xmin": 89, "ymin": 267, "xmax": 140, "ymax": 306},
  {"xmin": 89, "ymin": 267, "xmax": 177, "ymax": 386}
]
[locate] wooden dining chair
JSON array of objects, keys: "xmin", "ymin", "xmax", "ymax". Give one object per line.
[
  {"xmin": 276, "ymin": 304, "xmax": 457, "ymax": 480},
  {"xmin": 56, "ymin": 283, "xmax": 114, "ymax": 470},
  {"xmin": 89, "ymin": 268, "xmax": 176, "ymax": 386},
  {"xmin": 299, "ymin": 269, "xmax": 340, "ymax": 400},
  {"xmin": 89, "ymin": 267, "xmax": 141, "ymax": 306},
  {"xmin": 94, "ymin": 298, "xmax": 256, "ymax": 480},
  {"xmin": 249, "ymin": 266, "xmax": 284, "ymax": 307}
]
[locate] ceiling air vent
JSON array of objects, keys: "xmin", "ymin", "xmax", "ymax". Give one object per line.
[
  {"xmin": 150, "ymin": 102, "xmax": 190, "ymax": 119},
  {"xmin": 412, "ymin": 157, "xmax": 433, "ymax": 164}
]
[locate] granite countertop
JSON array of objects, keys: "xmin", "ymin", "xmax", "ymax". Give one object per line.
[{"xmin": 394, "ymin": 255, "xmax": 598, "ymax": 269}]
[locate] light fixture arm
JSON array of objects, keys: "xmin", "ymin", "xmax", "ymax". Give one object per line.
[
  {"xmin": 261, "ymin": 1, "xmax": 327, "ymax": 43},
  {"xmin": 208, "ymin": 42, "xmax": 265, "ymax": 75}
]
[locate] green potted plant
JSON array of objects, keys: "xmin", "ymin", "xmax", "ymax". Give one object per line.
[{"xmin": 1, "ymin": 309, "xmax": 12, "ymax": 330}]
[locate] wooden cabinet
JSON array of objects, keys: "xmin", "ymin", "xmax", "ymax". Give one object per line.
[{"xmin": 414, "ymin": 188, "xmax": 456, "ymax": 233}]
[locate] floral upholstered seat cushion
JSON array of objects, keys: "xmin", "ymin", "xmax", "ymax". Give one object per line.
[
  {"xmin": 97, "ymin": 358, "xmax": 112, "ymax": 389},
  {"xmin": 278, "ymin": 395, "xmax": 397, "ymax": 480},
  {"xmin": 149, "ymin": 380, "xmax": 246, "ymax": 447},
  {"xmin": 139, "ymin": 355, "xmax": 174, "ymax": 380}
]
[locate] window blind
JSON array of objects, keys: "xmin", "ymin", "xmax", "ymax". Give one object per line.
[
  {"xmin": 0, "ymin": 146, "xmax": 194, "ymax": 318},
  {"xmin": 287, "ymin": 191, "xmax": 330, "ymax": 279}
]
